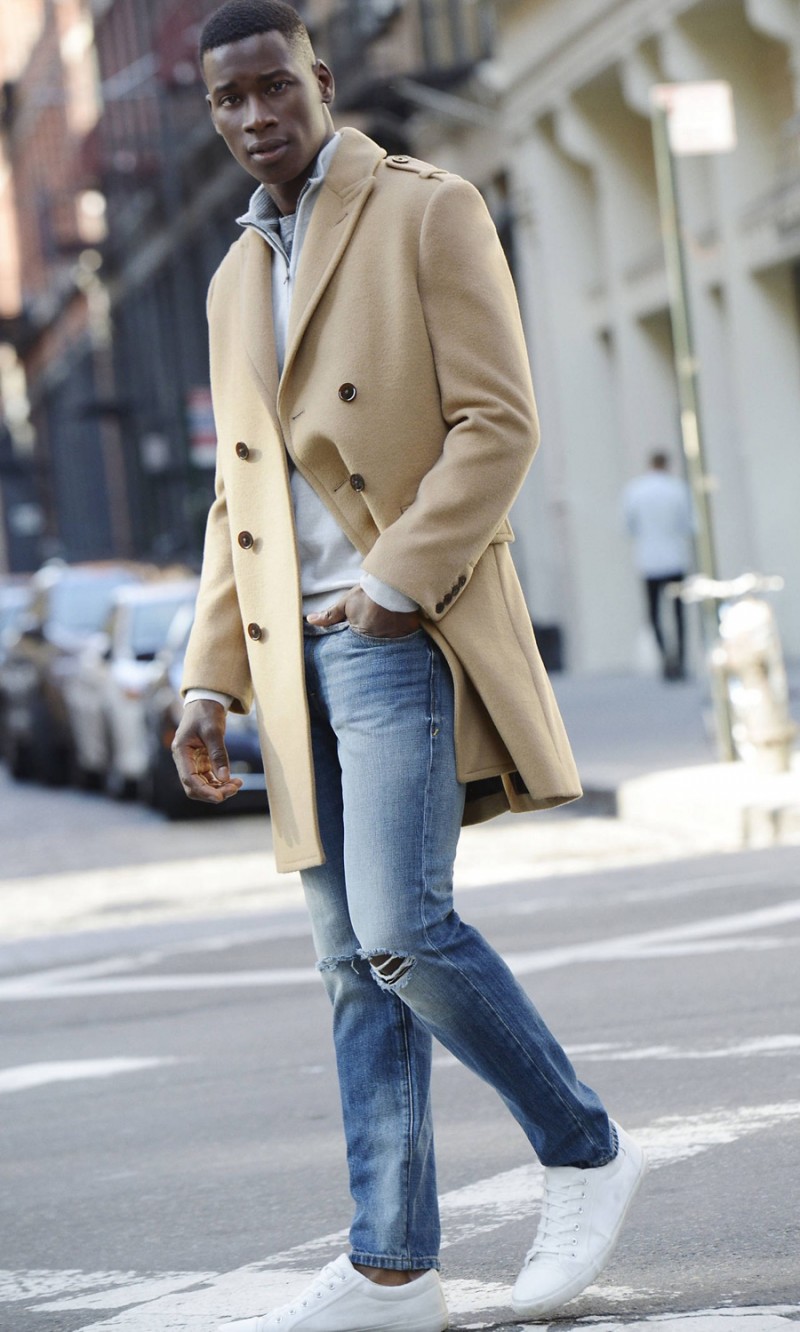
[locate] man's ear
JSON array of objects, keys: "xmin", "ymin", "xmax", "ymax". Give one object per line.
[
  {"xmin": 206, "ymin": 94, "xmax": 222, "ymax": 135},
  {"xmin": 314, "ymin": 59, "xmax": 335, "ymax": 105}
]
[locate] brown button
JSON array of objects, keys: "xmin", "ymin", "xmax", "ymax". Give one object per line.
[
  {"xmin": 435, "ymin": 601, "xmax": 445, "ymax": 614},
  {"xmin": 338, "ymin": 383, "xmax": 357, "ymax": 402},
  {"xmin": 247, "ymin": 623, "xmax": 262, "ymax": 641},
  {"xmin": 458, "ymin": 574, "xmax": 467, "ymax": 587},
  {"xmin": 443, "ymin": 592, "xmax": 453, "ymax": 605},
  {"xmin": 349, "ymin": 473, "xmax": 365, "ymax": 492},
  {"xmin": 451, "ymin": 583, "xmax": 460, "ymax": 596},
  {"xmin": 238, "ymin": 531, "xmax": 254, "ymax": 549},
  {"xmin": 235, "ymin": 441, "xmax": 250, "ymax": 460}
]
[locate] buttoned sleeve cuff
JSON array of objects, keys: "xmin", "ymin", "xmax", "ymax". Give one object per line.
[
  {"xmin": 359, "ymin": 572, "xmax": 419, "ymax": 613},
  {"xmin": 184, "ymin": 688, "xmax": 233, "ymax": 711}
]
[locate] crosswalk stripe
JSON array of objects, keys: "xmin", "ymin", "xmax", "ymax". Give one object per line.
[
  {"xmin": 0, "ymin": 1057, "xmax": 181, "ymax": 1094},
  {"xmin": 2, "ymin": 1100, "xmax": 797, "ymax": 1329}
]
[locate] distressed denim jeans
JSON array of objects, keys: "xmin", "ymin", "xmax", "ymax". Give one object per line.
[{"xmin": 300, "ymin": 623, "xmax": 614, "ymax": 1272}]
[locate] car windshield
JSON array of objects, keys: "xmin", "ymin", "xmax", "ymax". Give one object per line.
[
  {"xmin": 49, "ymin": 576, "xmax": 136, "ymax": 634},
  {"xmin": 129, "ymin": 597, "xmax": 194, "ymax": 660}
]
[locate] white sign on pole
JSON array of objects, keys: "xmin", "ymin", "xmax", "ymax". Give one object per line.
[{"xmin": 651, "ymin": 81, "xmax": 736, "ymax": 156}]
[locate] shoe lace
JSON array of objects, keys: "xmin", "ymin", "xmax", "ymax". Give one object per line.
[
  {"xmin": 525, "ymin": 1175, "xmax": 587, "ymax": 1262},
  {"xmin": 272, "ymin": 1262, "xmax": 348, "ymax": 1324}
]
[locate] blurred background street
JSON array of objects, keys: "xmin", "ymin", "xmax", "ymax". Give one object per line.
[{"xmin": 2, "ymin": 0, "xmax": 800, "ymax": 1329}]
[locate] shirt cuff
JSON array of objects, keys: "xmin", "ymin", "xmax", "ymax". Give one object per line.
[
  {"xmin": 359, "ymin": 572, "xmax": 418, "ymax": 613},
  {"xmin": 184, "ymin": 688, "xmax": 233, "ymax": 710}
]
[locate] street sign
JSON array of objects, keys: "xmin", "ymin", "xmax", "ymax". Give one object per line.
[{"xmin": 651, "ymin": 81, "xmax": 736, "ymax": 156}]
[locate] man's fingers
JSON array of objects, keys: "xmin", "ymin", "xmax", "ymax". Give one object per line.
[
  {"xmin": 306, "ymin": 593, "xmax": 350, "ymax": 626},
  {"xmin": 180, "ymin": 771, "xmax": 243, "ymax": 803}
]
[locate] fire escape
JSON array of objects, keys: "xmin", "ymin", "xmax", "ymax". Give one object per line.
[{"xmin": 313, "ymin": 0, "xmax": 496, "ymax": 153}]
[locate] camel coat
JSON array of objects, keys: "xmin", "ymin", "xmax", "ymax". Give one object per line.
[{"xmin": 182, "ymin": 127, "xmax": 581, "ymax": 872}]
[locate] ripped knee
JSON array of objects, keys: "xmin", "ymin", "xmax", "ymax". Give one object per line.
[{"xmin": 366, "ymin": 951, "xmax": 416, "ymax": 991}]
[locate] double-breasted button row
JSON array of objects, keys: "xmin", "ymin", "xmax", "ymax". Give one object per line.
[{"xmin": 435, "ymin": 574, "xmax": 467, "ymax": 615}]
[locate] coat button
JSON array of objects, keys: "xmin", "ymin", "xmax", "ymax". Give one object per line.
[
  {"xmin": 443, "ymin": 592, "xmax": 453, "ymax": 605},
  {"xmin": 451, "ymin": 583, "xmax": 460, "ymax": 596},
  {"xmin": 435, "ymin": 601, "xmax": 445, "ymax": 614},
  {"xmin": 338, "ymin": 383, "xmax": 357, "ymax": 402},
  {"xmin": 391, "ymin": 155, "xmax": 410, "ymax": 164},
  {"xmin": 247, "ymin": 623, "xmax": 262, "ymax": 641},
  {"xmin": 235, "ymin": 441, "xmax": 250, "ymax": 460},
  {"xmin": 349, "ymin": 473, "xmax": 365, "ymax": 492},
  {"xmin": 238, "ymin": 530, "xmax": 254, "ymax": 549},
  {"xmin": 458, "ymin": 574, "xmax": 467, "ymax": 587}
]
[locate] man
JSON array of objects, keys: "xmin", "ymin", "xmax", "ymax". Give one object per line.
[
  {"xmin": 174, "ymin": 4, "xmax": 646, "ymax": 1328},
  {"xmin": 623, "ymin": 451, "xmax": 695, "ymax": 680}
]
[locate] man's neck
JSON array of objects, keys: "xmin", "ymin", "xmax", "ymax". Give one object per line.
[{"xmin": 268, "ymin": 130, "xmax": 335, "ymax": 215}]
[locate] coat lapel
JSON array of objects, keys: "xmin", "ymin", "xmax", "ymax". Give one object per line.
[
  {"xmin": 240, "ymin": 229, "xmax": 281, "ymax": 432},
  {"xmin": 279, "ymin": 129, "xmax": 384, "ymax": 399}
]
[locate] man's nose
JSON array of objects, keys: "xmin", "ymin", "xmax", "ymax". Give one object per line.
[{"xmin": 243, "ymin": 96, "xmax": 278, "ymax": 131}]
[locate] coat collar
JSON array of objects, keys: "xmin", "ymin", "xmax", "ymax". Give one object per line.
[{"xmin": 239, "ymin": 128, "xmax": 386, "ymax": 418}]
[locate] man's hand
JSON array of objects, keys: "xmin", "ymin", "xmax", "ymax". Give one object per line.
[
  {"xmin": 307, "ymin": 586, "xmax": 420, "ymax": 638},
  {"xmin": 171, "ymin": 699, "xmax": 243, "ymax": 805}
]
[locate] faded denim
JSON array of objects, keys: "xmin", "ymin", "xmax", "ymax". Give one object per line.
[{"xmin": 300, "ymin": 623, "xmax": 615, "ymax": 1271}]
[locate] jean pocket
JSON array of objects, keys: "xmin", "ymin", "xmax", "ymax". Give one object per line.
[{"xmin": 347, "ymin": 625, "xmax": 424, "ymax": 645}]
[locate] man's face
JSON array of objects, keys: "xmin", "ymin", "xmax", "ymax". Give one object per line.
[{"xmin": 204, "ymin": 30, "xmax": 334, "ymax": 212}]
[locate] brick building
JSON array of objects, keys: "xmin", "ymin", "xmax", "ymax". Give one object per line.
[{"xmin": 0, "ymin": 0, "xmax": 131, "ymax": 568}]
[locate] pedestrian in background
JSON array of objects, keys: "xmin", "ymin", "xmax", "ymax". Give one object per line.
[
  {"xmin": 172, "ymin": 3, "xmax": 647, "ymax": 1329},
  {"xmin": 623, "ymin": 450, "xmax": 695, "ymax": 680}
]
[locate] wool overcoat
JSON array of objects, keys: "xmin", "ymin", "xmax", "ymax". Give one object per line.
[{"xmin": 182, "ymin": 127, "xmax": 582, "ymax": 872}]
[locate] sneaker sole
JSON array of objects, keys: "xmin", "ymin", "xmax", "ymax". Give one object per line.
[{"xmin": 510, "ymin": 1145, "xmax": 648, "ymax": 1319}]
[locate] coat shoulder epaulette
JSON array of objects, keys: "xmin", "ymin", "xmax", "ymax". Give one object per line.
[{"xmin": 383, "ymin": 153, "xmax": 449, "ymax": 181}]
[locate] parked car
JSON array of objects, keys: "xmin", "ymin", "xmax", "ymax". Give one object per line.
[
  {"xmin": 1, "ymin": 561, "xmax": 146, "ymax": 783},
  {"xmin": 142, "ymin": 606, "xmax": 267, "ymax": 819},
  {"xmin": 64, "ymin": 577, "xmax": 199, "ymax": 796}
]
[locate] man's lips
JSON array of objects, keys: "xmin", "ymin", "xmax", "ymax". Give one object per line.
[{"xmin": 248, "ymin": 140, "xmax": 288, "ymax": 162}]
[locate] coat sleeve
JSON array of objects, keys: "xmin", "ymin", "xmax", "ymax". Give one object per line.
[
  {"xmin": 180, "ymin": 461, "xmax": 254, "ymax": 716},
  {"xmin": 360, "ymin": 175, "xmax": 540, "ymax": 620}
]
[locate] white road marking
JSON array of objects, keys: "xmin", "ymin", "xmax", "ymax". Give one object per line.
[
  {"xmin": 0, "ymin": 1057, "xmax": 181, "ymax": 1094},
  {"xmin": 578, "ymin": 1310, "xmax": 800, "ymax": 1332},
  {"xmin": 432, "ymin": 1034, "xmax": 800, "ymax": 1071},
  {"xmin": 3, "ymin": 1101, "xmax": 797, "ymax": 1328},
  {"xmin": 2, "ymin": 897, "xmax": 797, "ymax": 1001},
  {"xmin": 573, "ymin": 1035, "xmax": 800, "ymax": 1062}
]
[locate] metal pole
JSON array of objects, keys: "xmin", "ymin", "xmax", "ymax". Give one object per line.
[{"xmin": 651, "ymin": 104, "xmax": 735, "ymax": 760}]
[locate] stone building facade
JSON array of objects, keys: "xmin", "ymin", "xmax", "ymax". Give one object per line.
[{"xmin": 406, "ymin": 0, "xmax": 800, "ymax": 670}]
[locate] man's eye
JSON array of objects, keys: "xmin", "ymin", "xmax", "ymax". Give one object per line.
[
  {"xmin": 219, "ymin": 95, "xmax": 240, "ymax": 107},
  {"xmin": 269, "ymin": 80, "xmax": 289, "ymax": 94}
]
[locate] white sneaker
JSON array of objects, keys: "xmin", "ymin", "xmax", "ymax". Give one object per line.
[
  {"xmin": 219, "ymin": 1254, "xmax": 449, "ymax": 1332},
  {"xmin": 511, "ymin": 1123, "xmax": 646, "ymax": 1319}
]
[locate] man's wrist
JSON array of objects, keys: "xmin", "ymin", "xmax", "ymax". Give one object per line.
[
  {"xmin": 359, "ymin": 572, "xmax": 418, "ymax": 613},
  {"xmin": 184, "ymin": 688, "xmax": 232, "ymax": 710}
]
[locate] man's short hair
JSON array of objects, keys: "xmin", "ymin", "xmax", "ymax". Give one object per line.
[{"xmin": 200, "ymin": 0, "xmax": 315, "ymax": 64}]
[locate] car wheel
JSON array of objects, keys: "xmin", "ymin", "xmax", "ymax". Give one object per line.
[
  {"xmin": 30, "ymin": 716, "xmax": 70, "ymax": 786},
  {"xmin": 6, "ymin": 732, "xmax": 34, "ymax": 781}
]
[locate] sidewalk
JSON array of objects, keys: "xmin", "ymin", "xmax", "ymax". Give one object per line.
[{"xmin": 551, "ymin": 667, "xmax": 800, "ymax": 849}]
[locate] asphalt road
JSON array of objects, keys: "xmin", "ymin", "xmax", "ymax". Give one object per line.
[{"xmin": 0, "ymin": 773, "xmax": 798, "ymax": 1332}]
